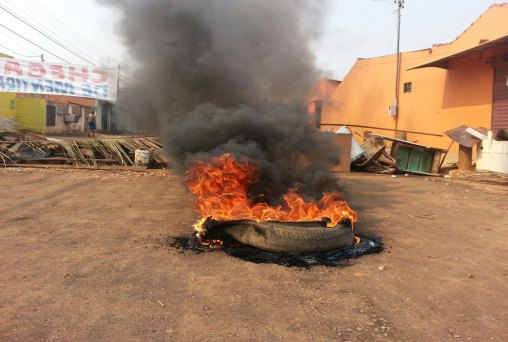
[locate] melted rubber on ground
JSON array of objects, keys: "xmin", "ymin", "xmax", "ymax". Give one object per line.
[{"xmin": 165, "ymin": 234, "xmax": 382, "ymax": 268}]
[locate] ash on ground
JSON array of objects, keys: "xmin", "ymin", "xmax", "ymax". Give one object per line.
[{"xmin": 165, "ymin": 235, "xmax": 382, "ymax": 268}]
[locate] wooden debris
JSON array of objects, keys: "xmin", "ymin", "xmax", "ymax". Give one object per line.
[
  {"xmin": 6, "ymin": 164, "xmax": 149, "ymax": 172},
  {"xmin": 352, "ymin": 136, "xmax": 398, "ymax": 174},
  {"xmin": 0, "ymin": 129, "xmax": 169, "ymax": 168}
]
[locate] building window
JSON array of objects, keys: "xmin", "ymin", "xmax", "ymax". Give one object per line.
[
  {"xmin": 46, "ymin": 105, "xmax": 56, "ymax": 126},
  {"xmin": 403, "ymin": 82, "xmax": 412, "ymax": 93}
]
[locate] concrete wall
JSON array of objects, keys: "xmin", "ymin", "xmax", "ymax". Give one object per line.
[
  {"xmin": 15, "ymin": 94, "xmax": 94, "ymax": 134},
  {"xmin": 44, "ymin": 102, "xmax": 85, "ymax": 135},
  {"xmin": 46, "ymin": 95, "xmax": 94, "ymax": 134}
]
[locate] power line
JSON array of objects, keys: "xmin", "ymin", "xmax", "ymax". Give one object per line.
[
  {"xmin": 0, "ymin": 43, "xmax": 42, "ymax": 59},
  {"xmin": 0, "ymin": 23, "xmax": 70, "ymax": 63},
  {"xmin": 8, "ymin": 0, "xmax": 106, "ymax": 64},
  {"xmin": 385, "ymin": 2, "xmax": 398, "ymax": 54},
  {"xmin": 1, "ymin": 1, "xmax": 99, "ymax": 64},
  {"xmin": 0, "ymin": 4, "xmax": 95, "ymax": 65},
  {"xmin": 64, "ymin": 1, "xmax": 111, "ymax": 54},
  {"xmin": 0, "ymin": 3, "xmax": 94, "ymax": 65},
  {"xmin": 0, "ymin": 26, "xmax": 39, "ymax": 55}
]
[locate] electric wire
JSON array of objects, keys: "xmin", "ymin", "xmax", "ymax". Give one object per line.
[
  {"xmin": 15, "ymin": 0, "xmax": 108, "ymax": 64},
  {"xmin": 0, "ymin": 4, "xmax": 96, "ymax": 65},
  {"xmin": 0, "ymin": 43, "xmax": 41, "ymax": 58},
  {"xmin": 323, "ymin": 0, "xmax": 404, "ymax": 78},
  {"xmin": 0, "ymin": 27, "xmax": 39, "ymax": 55},
  {"xmin": 8, "ymin": 0, "xmax": 107, "ymax": 64},
  {"xmin": 0, "ymin": 23, "xmax": 70, "ymax": 63}
]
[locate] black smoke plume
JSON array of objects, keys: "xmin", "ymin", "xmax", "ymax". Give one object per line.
[{"xmin": 101, "ymin": 0, "xmax": 344, "ymax": 202}]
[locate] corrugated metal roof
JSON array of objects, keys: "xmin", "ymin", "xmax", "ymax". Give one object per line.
[{"xmin": 408, "ymin": 34, "xmax": 508, "ymax": 70}]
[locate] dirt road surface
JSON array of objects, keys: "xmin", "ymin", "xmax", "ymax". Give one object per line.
[{"xmin": 1, "ymin": 168, "xmax": 507, "ymax": 341}]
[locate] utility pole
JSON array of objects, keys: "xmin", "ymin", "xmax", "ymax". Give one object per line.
[{"xmin": 392, "ymin": 0, "xmax": 404, "ymax": 124}]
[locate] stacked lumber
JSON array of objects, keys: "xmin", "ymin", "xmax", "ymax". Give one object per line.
[{"xmin": 0, "ymin": 129, "xmax": 169, "ymax": 168}]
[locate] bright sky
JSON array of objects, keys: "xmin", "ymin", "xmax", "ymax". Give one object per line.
[{"xmin": 0, "ymin": 0, "xmax": 502, "ymax": 80}]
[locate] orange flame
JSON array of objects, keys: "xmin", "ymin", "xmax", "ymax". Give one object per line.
[{"xmin": 186, "ymin": 154, "xmax": 357, "ymax": 231}]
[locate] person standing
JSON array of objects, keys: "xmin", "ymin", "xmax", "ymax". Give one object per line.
[{"xmin": 87, "ymin": 110, "xmax": 97, "ymax": 138}]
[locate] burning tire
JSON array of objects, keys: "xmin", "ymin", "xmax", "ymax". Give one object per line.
[{"xmin": 209, "ymin": 220, "xmax": 354, "ymax": 253}]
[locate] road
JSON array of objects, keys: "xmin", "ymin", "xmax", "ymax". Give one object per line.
[{"xmin": 1, "ymin": 168, "xmax": 506, "ymax": 341}]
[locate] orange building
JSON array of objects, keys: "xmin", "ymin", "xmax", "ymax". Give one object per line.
[
  {"xmin": 318, "ymin": 3, "xmax": 508, "ymax": 149},
  {"xmin": 307, "ymin": 78, "xmax": 341, "ymax": 127}
]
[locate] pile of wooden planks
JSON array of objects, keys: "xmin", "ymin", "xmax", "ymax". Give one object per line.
[{"xmin": 0, "ymin": 129, "xmax": 169, "ymax": 168}]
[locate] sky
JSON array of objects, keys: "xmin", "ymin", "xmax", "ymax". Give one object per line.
[{"xmin": 0, "ymin": 0, "xmax": 503, "ymax": 80}]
